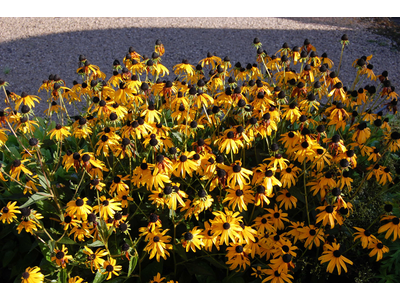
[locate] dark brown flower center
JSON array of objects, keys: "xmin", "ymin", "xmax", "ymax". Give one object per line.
[
  {"xmin": 333, "ymin": 250, "xmax": 341, "ymax": 258},
  {"xmin": 184, "ymin": 232, "xmax": 193, "ymax": 241},
  {"xmin": 56, "ymin": 251, "xmax": 65, "ymax": 259},
  {"xmin": 106, "ymin": 265, "xmax": 114, "ymax": 272},
  {"xmin": 223, "ymin": 222, "xmax": 231, "ymax": 230},
  {"xmin": 235, "ymin": 246, "xmax": 244, "ymax": 253}
]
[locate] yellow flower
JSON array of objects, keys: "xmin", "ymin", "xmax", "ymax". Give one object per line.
[
  {"xmin": 83, "ymin": 246, "xmax": 108, "ymax": 273},
  {"xmin": 318, "ymin": 243, "xmax": 353, "ymax": 275},
  {"xmin": 51, "ymin": 245, "xmax": 73, "ymax": 269},
  {"xmin": 172, "ymin": 151, "xmax": 198, "ymax": 179},
  {"xmin": 48, "ymin": 124, "xmax": 71, "ymax": 141},
  {"xmin": 9, "ymin": 159, "xmax": 32, "ymax": 181},
  {"xmin": 144, "ymin": 228, "xmax": 173, "ymax": 262},
  {"xmin": 66, "ymin": 197, "xmax": 92, "ymax": 221},
  {"xmin": 199, "ymin": 52, "xmax": 222, "ymax": 69},
  {"xmin": 103, "ymin": 257, "xmax": 122, "ymax": 280},
  {"xmin": 210, "ymin": 208, "xmax": 243, "ymax": 246},
  {"xmin": 93, "ymin": 196, "xmax": 122, "ymax": 221},
  {"xmin": 181, "ymin": 227, "xmax": 204, "ymax": 252},
  {"xmin": 368, "ymin": 239, "xmax": 389, "ymax": 261},
  {"xmin": 353, "ymin": 227, "xmax": 376, "ymax": 249},
  {"xmin": 14, "ymin": 92, "xmax": 41, "ymax": 110},
  {"xmin": 0, "ymin": 201, "xmax": 20, "ymax": 224},
  {"xmin": 226, "ymin": 243, "xmax": 251, "ymax": 271},
  {"xmin": 378, "ymin": 215, "xmax": 400, "ymax": 241},
  {"xmin": 21, "ymin": 266, "xmax": 44, "ymax": 283},
  {"xmin": 150, "ymin": 272, "xmax": 165, "ymax": 283},
  {"xmin": 262, "ymin": 267, "xmax": 294, "ymax": 283},
  {"xmin": 68, "ymin": 276, "xmax": 85, "ymax": 283}
]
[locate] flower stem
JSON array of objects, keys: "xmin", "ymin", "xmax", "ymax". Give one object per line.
[{"xmin": 303, "ymin": 160, "xmax": 310, "ymax": 225}]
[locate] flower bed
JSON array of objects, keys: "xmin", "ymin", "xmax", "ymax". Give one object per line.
[{"xmin": 0, "ymin": 35, "xmax": 400, "ymax": 283}]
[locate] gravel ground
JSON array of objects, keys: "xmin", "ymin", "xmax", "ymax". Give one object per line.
[{"xmin": 0, "ymin": 17, "xmax": 399, "ymax": 116}]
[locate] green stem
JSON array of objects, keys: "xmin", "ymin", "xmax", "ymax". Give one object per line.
[
  {"xmin": 303, "ymin": 160, "xmax": 310, "ymax": 225},
  {"xmin": 337, "ymin": 44, "xmax": 345, "ymax": 77}
]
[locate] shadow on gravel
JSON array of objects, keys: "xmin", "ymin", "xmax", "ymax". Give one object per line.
[{"xmin": 0, "ymin": 24, "xmax": 397, "ymax": 117}]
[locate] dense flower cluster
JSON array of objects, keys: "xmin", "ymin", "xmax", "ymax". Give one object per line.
[{"xmin": 0, "ymin": 35, "xmax": 399, "ymax": 283}]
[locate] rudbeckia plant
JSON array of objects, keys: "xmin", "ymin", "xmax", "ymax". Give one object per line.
[{"xmin": 1, "ymin": 36, "xmax": 400, "ymax": 284}]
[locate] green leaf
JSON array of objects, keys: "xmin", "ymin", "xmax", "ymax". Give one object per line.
[
  {"xmin": 171, "ymin": 131, "xmax": 183, "ymax": 143},
  {"xmin": 38, "ymin": 174, "xmax": 48, "ymax": 189},
  {"xmin": 93, "ymin": 270, "xmax": 107, "ymax": 283},
  {"xmin": 58, "ymin": 236, "xmax": 77, "ymax": 245},
  {"xmin": 2, "ymin": 250, "xmax": 16, "ymax": 267},
  {"xmin": 127, "ymin": 250, "xmax": 138, "ymax": 278},
  {"xmin": 124, "ymin": 238, "xmax": 133, "ymax": 248},
  {"xmin": 204, "ymin": 256, "xmax": 228, "ymax": 270},
  {"xmin": 86, "ymin": 240, "xmax": 105, "ymax": 247},
  {"xmin": 174, "ymin": 244, "xmax": 187, "ymax": 261},
  {"xmin": 5, "ymin": 135, "xmax": 19, "ymax": 147},
  {"xmin": 38, "ymin": 241, "xmax": 52, "ymax": 263},
  {"xmin": 8, "ymin": 146, "xmax": 21, "ymax": 159},
  {"xmin": 141, "ymin": 259, "xmax": 163, "ymax": 283},
  {"xmin": 19, "ymin": 192, "xmax": 52, "ymax": 208}
]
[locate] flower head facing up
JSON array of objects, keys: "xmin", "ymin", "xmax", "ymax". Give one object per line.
[
  {"xmin": 318, "ymin": 243, "xmax": 353, "ymax": 275},
  {"xmin": 51, "ymin": 245, "xmax": 73, "ymax": 269}
]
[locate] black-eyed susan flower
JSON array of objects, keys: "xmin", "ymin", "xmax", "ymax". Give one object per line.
[
  {"xmin": 269, "ymin": 252, "xmax": 295, "ymax": 274},
  {"xmin": 187, "ymin": 189, "xmax": 214, "ymax": 220},
  {"xmin": 93, "ymin": 196, "xmax": 122, "ymax": 221},
  {"xmin": 368, "ymin": 239, "xmax": 389, "ymax": 261},
  {"xmin": 103, "ymin": 257, "xmax": 122, "ymax": 280},
  {"xmin": 278, "ymin": 164, "xmax": 300, "ymax": 188},
  {"xmin": 14, "ymin": 92, "xmax": 40, "ymax": 110},
  {"xmin": 265, "ymin": 205, "xmax": 289, "ymax": 230},
  {"xmin": 110, "ymin": 175, "xmax": 130, "ymax": 195},
  {"xmin": 276, "ymin": 190, "xmax": 297, "ymax": 210},
  {"xmin": 222, "ymin": 185, "xmax": 254, "ymax": 212},
  {"xmin": 0, "ymin": 201, "xmax": 20, "ymax": 224},
  {"xmin": 315, "ymin": 205, "xmax": 339, "ymax": 229},
  {"xmin": 298, "ymin": 225, "xmax": 325, "ymax": 249},
  {"xmin": 253, "ymin": 185, "xmax": 271, "ymax": 207},
  {"xmin": 51, "ymin": 245, "xmax": 73, "ymax": 268},
  {"xmin": 252, "ymin": 214, "xmax": 276, "ymax": 236},
  {"xmin": 182, "ymin": 227, "xmax": 204, "ymax": 252},
  {"xmin": 262, "ymin": 267, "xmax": 294, "ymax": 283},
  {"xmin": 60, "ymin": 213, "xmax": 81, "ymax": 231},
  {"xmin": 318, "ymin": 243, "xmax": 353, "ymax": 275},
  {"xmin": 211, "ymin": 208, "xmax": 243, "ymax": 246},
  {"xmin": 150, "ymin": 272, "xmax": 165, "ymax": 283},
  {"xmin": 69, "ymin": 222, "xmax": 92, "ymax": 242},
  {"xmin": 9, "ymin": 159, "xmax": 32, "ymax": 181},
  {"xmin": 251, "ymin": 266, "xmax": 267, "ymax": 279},
  {"xmin": 202, "ymin": 221, "xmax": 220, "ymax": 251},
  {"xmin": 68, "ymin": 276, "xmax": 85, "ymax": 283},
  {"xmin": 144, "ymin": 229, "xmax": 173, "ymax": 262},
  {"xmin": 23, "ymin": 176, "xmax": 39, "ymax": 195},
  {"xmin": 378, "ymin": 215, "xmax": 400, "ymax": 241},
  {"xmin": 66, "ymin": 197, "xmax": 92, "ymax": 221},
  {"xmin": 351, "ymin": 122, "xmax": 371, "ymax": 145},
  {"xmin": 48, "ymin": 124, "xmax": 71, "ymax": 141},
  {"xmin": 171, "ymin": 151, "xmax": 198, "ymax": 179},
  {"xmin": 353, "ymin": 227, "xmax": 376, "ymax": 249},
  {"xmin": 223, "ymin": 161, "xmax": 253, "ymax": 190},
  {"xmin": 21, "ymin": 266, "xmax": 44, "ymax": 283},
  {"xmin": 199, "ymin": 52, "xmax": 222, "ymax": 69},
  {"xmin": 226, "ymin": 243, "xmax": 251, "ymax": 271}
]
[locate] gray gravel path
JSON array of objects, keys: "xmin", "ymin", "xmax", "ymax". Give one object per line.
[{"xmin": 0, "ymin": 17, "xmax": 398, "ymax": 116}]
